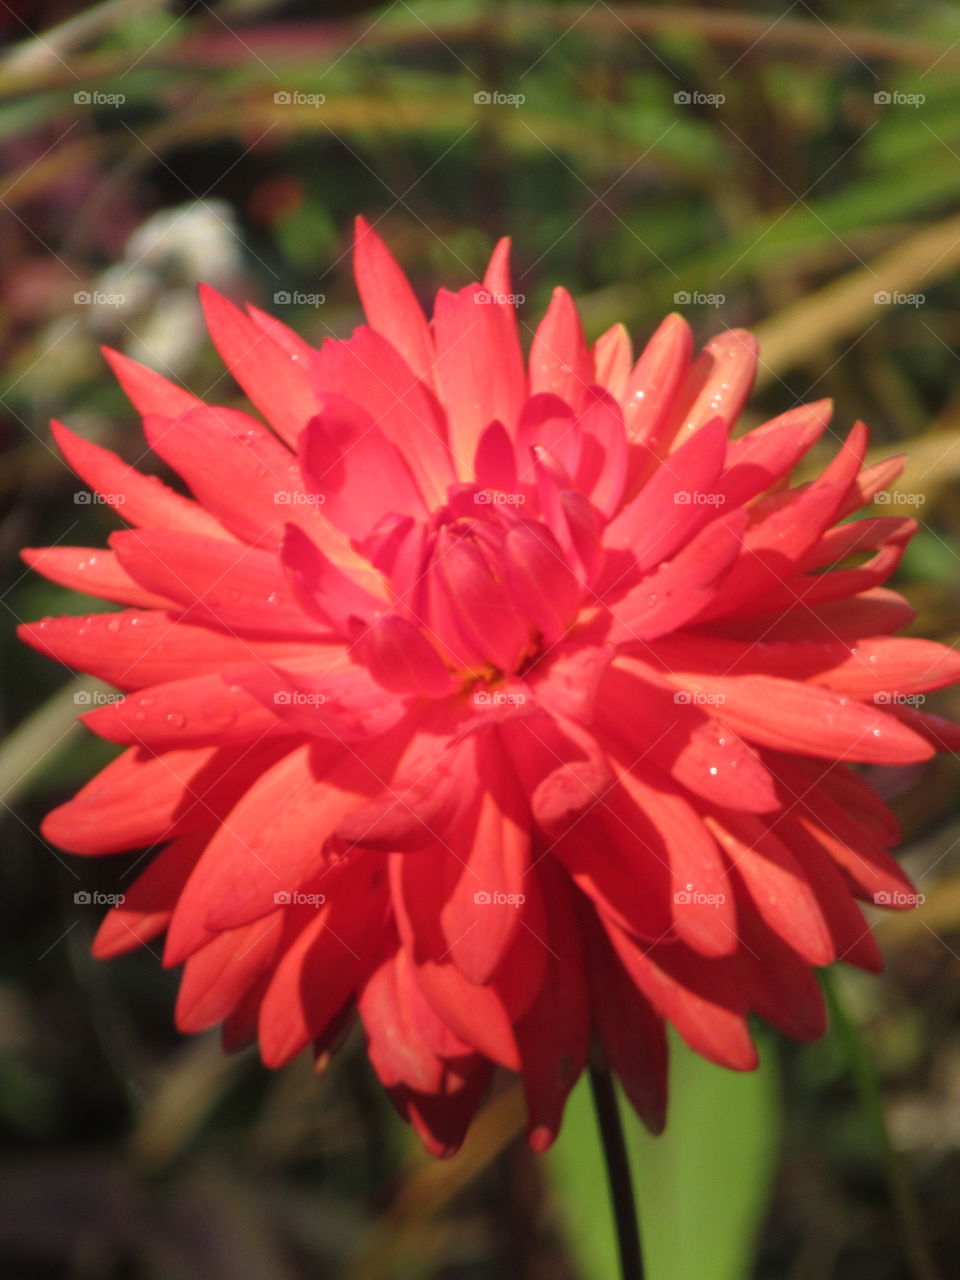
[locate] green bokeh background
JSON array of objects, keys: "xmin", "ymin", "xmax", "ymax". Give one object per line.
[{"xmin": 3, "ymin": 2, "xmax": 960, "ymax": 1277}]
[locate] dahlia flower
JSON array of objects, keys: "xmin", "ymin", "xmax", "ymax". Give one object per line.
[{"xmin": 22, "ymin": 219, "xmax": 960, "ymax": 1157}]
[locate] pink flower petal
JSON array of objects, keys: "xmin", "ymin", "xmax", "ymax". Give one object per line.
[
  {"xmin": 353, "ymin": 215, "xmax": 434, "ymax": 383},
  {"xmin": 300, "ymin": 393, "xmax": 427, "ymax": 538},
  {"xmin": 433, "ymin": 283, "xmax": 526, "ymax": 479},
  {"xmin": 529, "ymin": 287, "xmax": 594, "ymax": 409},
  {"xmin": 199, "ymin": 284, "xmax": 318, "ymax": 448},
  {"xmin": 310, "ymin": 326, "xmax": 454, "ymax": 506},
  {"xmin": 112, "ymin": 529, "xmax": 328, "ymax": 637},
  {"xmin": 51, "ymin": 420, "xmax": 229, "ymax": 539},
  {"xmin": 21, "ymin": 546, "xmax": 172, "ymax": 610}
]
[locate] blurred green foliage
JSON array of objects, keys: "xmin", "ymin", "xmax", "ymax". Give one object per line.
[{"xmin": 4, "ymin": 2, "xmax": 960, "ymax": 1278}]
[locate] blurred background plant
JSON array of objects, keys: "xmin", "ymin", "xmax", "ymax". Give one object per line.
[{"xmin": 3, "ymin": 1, "xmax": 960, "ymax": 1277}]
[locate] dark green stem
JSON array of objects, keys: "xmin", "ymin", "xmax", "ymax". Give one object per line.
[{"xmin": 589, "ymin": 1068, "xmax": 645, "ymax": 1280}]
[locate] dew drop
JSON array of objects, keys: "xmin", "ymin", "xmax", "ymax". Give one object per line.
[
  {"xmin": 165, "ymin": 712, "xmax": 186, "ymax": 728},
  {"xmin": 708, "ymin": 766, "xmax": 718, "ymax": 776}
]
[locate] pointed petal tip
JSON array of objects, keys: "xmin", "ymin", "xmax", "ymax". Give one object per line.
[
  {"xmin": 49, "ymin": 418, "xmax": 72, "ymax": 446},
  {"xmin": 418, "ymin": 1133, "xmax": 462, "ymax": 1160},
  {"xmin": 662, "ymin": 311, "xmax": 693, "ymax": 333},
  {"xmin": 527, "ymin": 1123, "xmax": 557, "ymax": 1154},
  {"xmin": 197, "ymin": 281, "xmax": 252, "ymax": 329},
  {"xmin": 726, "ymin": 1039, "xmax": 761, "ymax": 1073},
  {"xmin": 16, "ymin": 619, "xmax": 37, "ymax": 645},
  {"xmin": 258, "ymin": 1036, "xmax": 299, "ymax": 1072},
  {"xmin": 39, "ymin": 806, "xmax": 73, "ymax": 851},
  {"xmin": 639, "ymin": 1104, "xmax": 667, "ymax": 1136},
  {"xmin": 712, "ymin": 326, "xmax": 759, "ymax": 352}
]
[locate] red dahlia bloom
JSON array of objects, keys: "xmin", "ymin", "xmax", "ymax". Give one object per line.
[{"xmin": 21, "ymin": 219, "xmax": 960, "ymax": 1156}]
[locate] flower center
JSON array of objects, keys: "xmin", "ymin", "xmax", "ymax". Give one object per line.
[
  {"xmin": 361, "ymin": 479, "xmax": 585, "ymax": 689},
  {"xmin": 415, "ymin": 498, "xmax": 541, "ymax": 678}
]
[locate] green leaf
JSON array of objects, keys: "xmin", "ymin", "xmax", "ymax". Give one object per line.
[
  {"xmin": 546, "ymin": 1072, "xmax": 620, "ymax": 1280},
  {"xmin": 549, "ymin": 1032, "xmax": 779, "ymax": 1280},
  {"xmin": 629, "ymin": 1032, "xmax": 780, "ymax": 1280}
]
